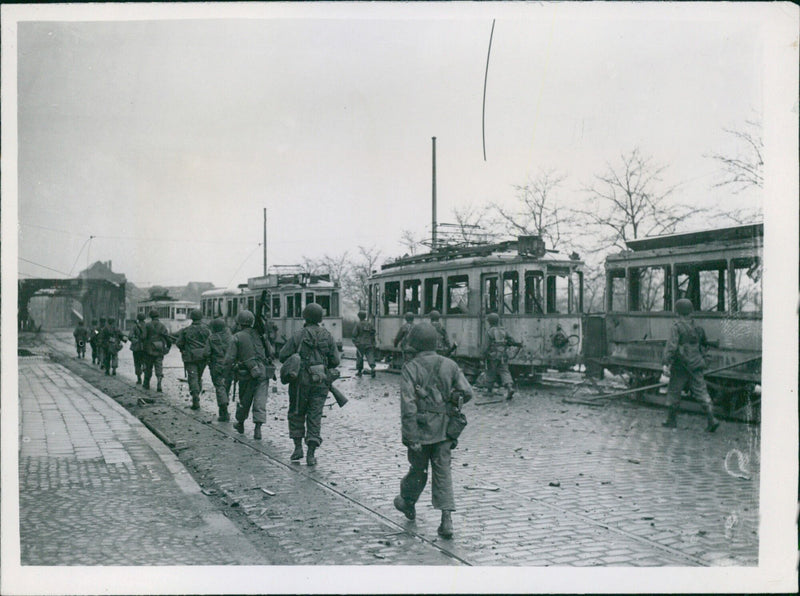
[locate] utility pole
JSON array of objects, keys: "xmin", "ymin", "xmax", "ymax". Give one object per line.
[
  {"xmin": 263, "ymin": 208, "xmax": 267, "ymax": 276},
  {"xmin": 432, "ymin": 136, "xmax": 437, "ymax": 250}
]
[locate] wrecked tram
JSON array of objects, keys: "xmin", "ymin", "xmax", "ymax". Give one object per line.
[{"xmin": 368, "ymin": 236, "xmax": 585, "ymax": 380}]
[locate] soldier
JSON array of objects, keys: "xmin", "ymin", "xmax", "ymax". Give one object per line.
[
  {"xmin": 143, "ymin": 310, "xmax": 171, "ymax": 392},
  {"xmin": 429, "ymin": 310, "xmax": 452, "ymax": 354},
  {"xmin": 481, "ymin": 313, "xmax": 522, "ymax": 400},
  {"xmin": 208, "ymin": 316, "xmax": 234, "ymax": 421},
  {"xmin": 129, "ymin": 313, "xmax": 148, "ymax": 385},
  {"xmin": 352, "ymin": 310, "xmax": 377, "ymax": 378},
  {"xmin": 394, "ymin": 312, "xmax": 416, "ymax": 363},
  {"xmin": 278, "ymin": 303, "xmax": 340, "ymax": 466},
  {"xmin": 89, "ymin": 319, "xmax": 100, "ymax": 364},
  {"xmin": 661, "ymin": 298, "xmax": 720, "ymax": 432},
  {"xmin": 96, "ymin": 318, "xmax": 107, "ymax": 368},
  {"xmin": 73, "ymin": 321, "xmax": 89, "ymax": 359},
  {"xmin": 176, "ymin": 309, "xmax": 211, "ymax": 410},
  {"xmin": 393, "ymin": 323, "xmax": 474, "ymax": 539},
  {"xmin": 224, "ymin": 310, "xmax": 273, "ymax": 440},
  {"xmin": 100, "ymin": 319, "xmax": 126, "ymax": 376}
]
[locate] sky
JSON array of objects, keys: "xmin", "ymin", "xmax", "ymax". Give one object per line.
[{"xmin": 10, "ymin": 2, "xmax": 777, "ymax": 287}]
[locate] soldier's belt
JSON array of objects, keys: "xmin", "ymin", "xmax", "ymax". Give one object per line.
[{"xmin": 416, "ymin": 401, "xmax": 447, "ymax": 413}]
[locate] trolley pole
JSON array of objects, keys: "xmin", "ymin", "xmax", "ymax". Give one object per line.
[
  {"xmin": 432, "ymin": 136, "xmax": 437, "ymax": 250},
  {"xmin": 263, "ymin": 208, "xmax": 267, "ymax": 276}
]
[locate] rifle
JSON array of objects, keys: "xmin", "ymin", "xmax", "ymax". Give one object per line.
[
  {"xmin": 326, "ymin": 369, "xmax": 348, "ymax": 407},
  {"xmin": 254, "ymin": 289, "xmax": 278, "ymax": 379}
]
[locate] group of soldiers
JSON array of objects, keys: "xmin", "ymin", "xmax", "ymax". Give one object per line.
[{"xmin": 73, "ymin": 318, "xmax": 127, "ymax": 376}]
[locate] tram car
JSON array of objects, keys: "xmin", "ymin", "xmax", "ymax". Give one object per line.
[
  {"xmin": 582, "ymin": 222, "xmax": 762, "ymax": 419},
  {"xmin": 136, "ymin": 299, "xmax": 200, "ymax": 334},
  {"xmin": 368, "ymin": 235, "xmax": 585, "ymax": 380},
  {"xmin": 201, "ymin": 270, "xmax": 343, "ymax": 350}
]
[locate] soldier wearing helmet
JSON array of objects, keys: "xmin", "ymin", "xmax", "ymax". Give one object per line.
[
  {"xmin": 96, "ymin": 318, "xmax": 107, "ymax": 368},
  {"xmin": 73, "ymin": 320, "xmax": 89, "ymax": 359},
  {"xmin": 428, "ymin": 310, "xmax": 452, "ymax": 354},
  {"xmin": 352, "ymin": 310, "xmax": 377, "ymax": 378},
  {"xmin": 393, "ymin": 322, "xmax": 474, "ymax": 540},
  {"xmin": 208, "ymin": 317, "xmax": 234, "ymax": 421},
  {"xmin": 661, "ymin": 298, "xmax": 719, "ymax": 432},
  {"xmin": 224, "ymin": 309, "xmax": 274, "ymax": 440},
  {"xmin": 394, "ymin": 312, "xmax": 417, "ymax": 365},
  {"xmin": 176, "ymin": 309, "xmax": 211, "ymax": 410},
  {"xmin": 143, "ymin": 309, "xmax": 172, "ymax": 392},
  {"xmin": 129, "ymin": 313, "xmax": 148, "ymax": 385},
  {"xmin": 89, "ymin": 319, "xmax": 101, "ymax": 365},
  {"xmin": 278, "ymin": 302, "xmax": 340, "ymax": 465},
  {"xmin": 100, "ymin": 318, "xmax": 127, "ymax": 376},
  {"xmin": 481, "ymin": 313, "xmax": 522, "ymax": 400}
]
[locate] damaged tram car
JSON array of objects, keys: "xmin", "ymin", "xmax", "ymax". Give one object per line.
[
  {"xmin": 582, "ymin": 223, "xmax": 762, "ymax": 420},
  {"xmin": 368, "ymin": 235, "xmax": 584, "ymax": 381}
]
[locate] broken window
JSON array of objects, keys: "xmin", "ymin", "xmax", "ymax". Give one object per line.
[
  {"xmin": 524, "ymin": 271, "xmax": 544, "ymax": 314},
  {"xmin": 384, "ymin": 281, "xmax": 400, "ymax": 316},
  {"xmin": 546, "ymin": 269, "xmax": 571, "ymax": 313},
  {"xmin": 424, "ymin": 277, "xmax": 444, "ymax": 314},
  {"xmin": 483, "ymin": 276, "xmax": 499, "ymax": 314},
  {"xmin": 607, "ymin": 269, "xmax": 626, "ymax": 312},
  {"xmin": 632, "ymin": 266, "xmax": 668, "ymax": 312},
  {"xmin": 732, "ymin": 257, "xmax": 762, "ymax": 312},
  {"xmin": 272, "ymin": 295, "xmax": 281, "ymax": 318},
  {"xmin": 502, "ymin": 271, "xmax": 519, "ymax": 314},
  {"xmin": 447, "ymin": 275, "xmax": 469, "ymax": 314},
  {"xmin": 676, "ymin": 261, "xmax": 727, "ymax": 312},
  {"xmin": 403, "ymin": 279, "xmax": 421, "ymax": 314},
  {"xmin": 315, "ymin": 294, "xmax": 331, "ymax": 317}
]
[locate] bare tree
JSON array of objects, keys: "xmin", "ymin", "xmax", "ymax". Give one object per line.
[
  {"xmin": 706, "ymin": 120, "xmax": 764, "ymax": 192},
  {"xmin": 577, "ymin": 148, "xmax": 696, "ymax": 251},
  {"xmin": 449, "ymin": 203, "xmax": 494, "ymax": 245},
  {"xmin": 399, "ymin": 229, "xmax": 423, "ymax": 256},
  {"xmin": 493, "ymin": 169, "xmax": 570, "ymax": 249},
  {"xmin": 342, "ymin": 245, "xmax": 382, "ymax": 310}
]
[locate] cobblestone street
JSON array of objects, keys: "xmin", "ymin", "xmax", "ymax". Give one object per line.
[{"xmin": 20, "ymin": 331, "xmax": 761, "ymax": 571}]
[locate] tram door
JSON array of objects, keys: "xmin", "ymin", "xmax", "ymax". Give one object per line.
[{"xmin": 480, "ymin": 273, "xmax": 501, "ymax": 340}]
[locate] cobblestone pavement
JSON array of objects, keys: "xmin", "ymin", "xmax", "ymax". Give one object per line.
[
  {"xmin": 17, "ymin": 351, "xmax": 265, "ymax": 565},
  {"xmin": 37, "ymin": 332, "xmax": 760, "ymax": 567}
]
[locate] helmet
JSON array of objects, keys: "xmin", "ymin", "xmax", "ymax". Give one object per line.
[
  {"xmin": 209, "ymin": 318, "xmax": 227, "ymax": 332},
  {"xmin": 303, "ymin": 303, "xmax": 324, "ymax": 324},
  {"xmin": 357, "ymin": 310, "xmax": 367, "ymax": 320},
  {"xmin": 675, "ymin": 299, "xmax": 694, "ymax": 316},
  {"xmin": 236, "ymin": 309, "xmax": 255, "ymax": 327},
  {"xmin": 190, "ymin": 309, "xmax": 203, "ymax": 321},
  {"xmin": 136, "ymin": 313, "xmax": 146, "ymax": 321},
  {"xmin": 404, "ymin": 313, "xmax": 415, "ymax": 323},
  {"xmin": 487, "ymin": 312, "xmax": 500, "ymax": 325},
  {"xmin": 407, "ymin": 323, "xmax": 438, "ymax": 352},
  {"xmin": 429, "ymin": 310, "xmax": 441, "ymax": 321},
  {"xmin": 149, "ymin": 310, "xmax": 159, "ymax": 319}
]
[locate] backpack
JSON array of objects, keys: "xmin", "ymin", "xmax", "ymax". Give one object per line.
[
  {"xmin": 676, "ymin": 320, "xmax": 706, "ymax": 371},
  {"xmin": 298, "ymin": 327, "xmax": 329, "ymax": 385},
  {"xmin": 414, "ymin": 358, "xmax": 468, "ymax": 440}
]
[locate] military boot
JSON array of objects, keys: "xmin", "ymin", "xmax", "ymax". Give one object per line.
[
  {"xmin": 306, "ymin": 444, "xmax": 317, "ymax": 466},
  {"xmin": 136, "ymin": 374, "xmax": 142, "ymax": 385},
  {"xmin": 191, "ymin": 396, "xmax": 200, "ymax": 410},
  {"xmin": 290, "ymin": 438, "xmax": 304, "ymax": 462},
  {"xmin": 234, "ymin": 420, "xmax": 245, "ymax": 434},
  {"xmin": 393, "ymin": 495, "xmax": 416, "ymax": 520},
  {"xmin": 218, "ymin": 406, "xmax": 229, "ymax": 422},
  {"xmin": 142, "ymin": 378, "xmax": 150, "ymax": 390},
  {"xmin": 705, "ymin": 406, "xmax": 720, "ymax": 433},
  {"xmin": 662, "ymin": 407, "xmax": 678, "ymax": 428},
  {"xmin": 370, "ymin": 368, "xmax": 376, "ymax": 379},
  {"xmin": 112, "ymin": 368, "xmax": 117, "ymax": 376},
  {"xmin": 356, "ymin": 369, "xmax": 363, "ymax": 378},
  {"xmin": 253, "ymin": 423, "xmax": 262, "ymax": 440},
  {"xmin": 437, "ymin": 511, "xmax": 454, "ymax": 539},
  {"xmin": 156, "ymin": 379, "xmax": 163, "ymax": 393},
  {"xmin": 506, "ymin": 384, "xmax": 514, "ymax": 400}
]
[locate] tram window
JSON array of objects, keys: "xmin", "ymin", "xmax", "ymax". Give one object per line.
[
  {"xmin": 447, "ymin": 275, "xmax": 469, "ymax": 314},
  {"xmin": 272, "ymin": 296, "xmax": 281, "ymax": 318},
  {"xmin": 384, "ymin": 281, "xmax": 400, "ymax": 315},
  {"xmin": 372, "ymin": 285, "xmax": 379, "ymax": 316},
  {"xmin": 676, "ymin": 261, "xmax": 726, "ymax": 312},
  {"xmin": 315, "ymin": 294, "xmax": 331, "ymax": 317},
  {"xmin": 403, "ymin": 279, "xmax": 421, "ymax": 314},
  {"xmin": 330, "ymin": 292, "xmax": 340, "ymax": 317},
  {"xmin": 231, "ymin": 298, "xmax": 239, "ymax": 317},
  {"xmin": 483, "ymin": 277, "xmax": 499, "ymax": 313},
  {"xmin": 286, "ymin": 295, "xmax": 296, "ymax": 318},
  {"xmin": 294, "ymin": 293, "xmax": 302, "ymax": 317},
  {"xmin": 524, "ymin": 271, "xmax": 544, "ymax": 314},
  {"xmin": 247, "ymin": 296, "xmax": 255, "ymax": 313},
  {"xmin": 367, "ymin": 284, "xmax": 374, "ymax": 315},
  {"xmin": 159, "ymin": 306, "xmax": 170, "ymax": 319},
  {"xmin": 424, "ymin": 277, "xmax": 444, "ymax": 314},
  {"xmin": 607, "ymin": 269, "xmax": 626, "ymax": 312},
  {"xmin": 547, "ymin": 271, "xmax": 573, "ymax": 313},
  {"xmin": 632, "ymin": 266, "xmax": 667, "ymax": 312},
  {"xmin": 306, "ymin": 293, "xmax": 315, "ymax": 311},
  {"xmin": 502, "ymin": 272, "xmax": 519, "ymax": 314},
  {"xmin": 732, "ymin": 257, "xmax": 762, "ymax": 312}
]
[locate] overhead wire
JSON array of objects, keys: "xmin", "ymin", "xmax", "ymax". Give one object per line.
[
  {"xmin": 18, "ymin": 257, "xmax": 71, "ymax": 277},
  {"xmin": 225, "ymin": 243, "xmax": 263, "ymax": 288}
]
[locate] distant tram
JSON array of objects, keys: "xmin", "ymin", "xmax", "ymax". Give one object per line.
[
  {"xmin": 368, "ymin": 235, "xmax": 585, "ymax": 380},
  {"xmin": 201, "ymin": 270, "xmax": 343, "ymax": 350},
  {"xmin": 583, "ymin": 223, "xmax": 762, "ymax": 419},
  {"xmin": 136, "ymin": 299, "xmax": 199, "ymax": 334}
]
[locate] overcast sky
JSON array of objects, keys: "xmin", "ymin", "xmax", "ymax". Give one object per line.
[{"xmin": 11, "ymin": 3, "xmax": 776, "ymax": 287}]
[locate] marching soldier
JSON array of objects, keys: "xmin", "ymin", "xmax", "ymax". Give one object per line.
[
  {"xmin": 96, "ymin": 318, "xmax": 107, "ymax": 368},
  {"xmin": 100, "ymin": 319, "xmax": 126, "ymax": 376},
  {"xmin": 394, "ymin": 312, "xmax": 416, "ymax": 363},
  {"xmin": 208, "ymin": 316, "xmax": 234, "ymax": 421},
  {"xmin": 393, "ymin": 323, "xmax": 474, "ymax": 539},
  {"xmin": 661, "ymin": 298, "xmax": 720, "ymax": 432},
  {"xmin": 176, "ymin": 309, "xmax": 211, "ymax": 410},
  {"xmin": 224, "ymin": 310, "xmax": 273, "ymax": 440},
  {"xmin": 73, "ymin": 321, "xmax": 89, "ymax": 359},
  {"xmin": 429, "ymin": 310, "xmax": 452, "ymax": 354},
  {"xmin": 129, "ymin": 313, "xmax": 148, "ymax": 385},
  {"xmin": 89, "ymin": 319, "xmax": 100, "ymax": 365},
  {"xmin": 278, "ymin": 303, "xmax": 340, "ymax": 466},
  {"xmin": 352, "ymin": 310, "xmax": 377, "ymax": 378},
  {"xmin": 481, "ymin": 313, "xmax": 521, "ymax": 400},
  {"xmin": 143, "ymin": 310, "xmax": 171, "ymax": 392}
]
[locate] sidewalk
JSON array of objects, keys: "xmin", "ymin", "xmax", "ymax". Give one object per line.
[{"xmin": 17, "ymin": 353, "xmax": 264, "ymax": 565}]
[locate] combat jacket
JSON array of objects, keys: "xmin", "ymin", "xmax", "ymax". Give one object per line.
[
  {"xmin": 129, "ymin": 321, "xmax": 147, "ymax": 352},
  {"xmin": 279, "ymin": 324, "xmax": 340, "ymax": 386},
  {"xmin": 352, "ymin": 320, "xmax": 376, "ymax": 349},
  {"xmin": 144, "ymin": 319, "xmax": 171, "ymax": 357},
  {"xmin": 400, "ymin": 351, "xmax": 473, "ymax": 446},
  {"xmin": 432, "ymin": 321, "xmax": 452, "ymax": 351},
  {"xmin": 73, "ymin": 326, "xmax": 90, "ymax": 343},
  {"xmin": 224, "ymin": 327, "xmax": 272, "ymax": 380},
  {"xmin": 662, "ymin": 317, "xmax": 709, "ymax": 372},
  {"xmin": 394, "ymin": 322, "xmax": 414, "ymax": 349},
  {"xmin": 100, "ymin": 326, "xmax": 126, "ymax": 353},
  {"xmin": 208, "ymin": 323, "xmax": 233, "ymax": 366},
  {"xmin": 176, "ymin": 320, "xmax": 211, "ymax": 363},
  {"xmin": 482, "ymin": 325, "xmax": 519, "ymax": 360}
]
